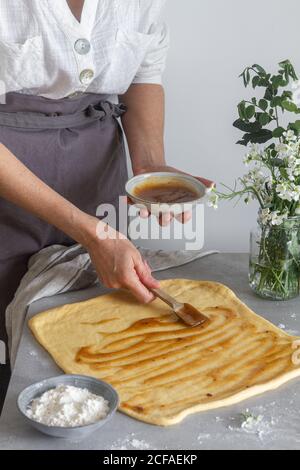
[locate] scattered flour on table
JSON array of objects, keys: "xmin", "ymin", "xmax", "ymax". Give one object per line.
[
  {"xmin": 278, "ymin": 323, "xmax": 286, "ymax": 330},
  {"xmin": 228, "ymin": 409, "xmax": 274, "ymax": 441},
  {"xmin": 110, "ymin": 433, "xmax": 153, "ymax": 450},
  {"xmin": 197, "ymin": 433, "xmax": 211, "ymax": 444},
  {"xmin": 26, "ymin": 384, "xmax": 109, "ymax": 427},
  {"xmin": 197, "ymin": 411, "xmax": 273, "ymax": 446}
]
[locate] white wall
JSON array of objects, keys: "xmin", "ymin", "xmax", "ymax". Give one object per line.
[{"xmin": 161, "ymin": 0, "xmax": 300, "ymax": 252}]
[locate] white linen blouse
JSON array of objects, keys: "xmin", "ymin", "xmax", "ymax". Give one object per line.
[{"xmin": 0, "ymin": 0, "xmax": 169, "ymax": 99}]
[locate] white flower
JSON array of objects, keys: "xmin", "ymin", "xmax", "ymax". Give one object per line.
[
  {"xmin": 242, "ymin": 169, "xmax": 266, "ymax": 193},
  {"xmin": 207, "ymin": 193, "xmax": 219, "ymax": 209},
  {"xmin": 244, "ymin": 144, "xmax": 262, "ymax": 166},
  {"xmin": 263, "ymin": 194, "xmax": 273, "ymax": 205},
  {"xmin": 286, "ymin": 167, "xmax": 295, "ymax": 181},
  {"xmin": 276, "ymin": 182, "xmax": 300, "ymax": 202},
  {"xmin": 283, "ymin": 130, "xmax": 297, "ymax": 142},
  {"xmin": 287, "ymin": 155, "xmax": 297, "ymax": 166},
  {"xmin": 259, "ymin": 208, "xmax": 288, "ymax": 226},
  {"xmin": 275, "ymin": 143, "xmax": 289, "ymax": 154},
  {"xmin": 259, "ymin": 208, "xmax": 271, "ymax": 225},
  {"xmin": 276, "ymin": 182, "xmax": 293, "ymax": 201},
  {"xmin": 270, "ymin": 211, "xmax": 288, "ymax": 226},
  {"xmin": 293, "ymin": 186, "xmax": 300, "ymax": 201},
  {"xmin": 243, "ymin": 155, "xmax": 252, "ymax": 166},
  {"xmin": 276, "ymin": 142, "xmax": 299, "ymax": 159}
]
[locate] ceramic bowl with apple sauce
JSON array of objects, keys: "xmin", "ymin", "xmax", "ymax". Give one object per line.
[{"xmin": 125, "ymin": 172, "xmax": 207, "ymax": 216}]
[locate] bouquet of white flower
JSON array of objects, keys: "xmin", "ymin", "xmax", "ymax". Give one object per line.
[{"xmin": 210, "ymin": 61, "xmax": 300, "ymax": 300}]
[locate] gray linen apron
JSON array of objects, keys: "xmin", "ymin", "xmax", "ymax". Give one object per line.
[{"xmin": 0, "ymin": 92, "xmax": 128, "ymax": 410}]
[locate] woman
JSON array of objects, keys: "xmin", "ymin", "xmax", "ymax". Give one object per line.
[{"xmin": 0, "ymin": 0, "xmax": 212, "ymax": 408}]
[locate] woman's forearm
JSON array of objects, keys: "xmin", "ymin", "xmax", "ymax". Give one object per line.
[
  {"xmin": 0, "ymin": 142, "xmax": 158, "ymax": 302},
  {"xmin": 120, "ymin": 83, "xmax": 166, "ymax": 174},
  {"xmin": 0, "ymin": 143, "xmax": 97, "ymax": 246}
]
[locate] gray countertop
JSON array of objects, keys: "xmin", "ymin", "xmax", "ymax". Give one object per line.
[{"xmin": 0, "ymin": 253, "xmax": 300, "ymax": 450}]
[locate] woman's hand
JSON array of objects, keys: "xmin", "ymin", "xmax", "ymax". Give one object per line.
[
  {"xmin": 84, "ymin": 218, "xmax": 160, "ymax": 303},
  {"xmin": 0, "ymin": 144, "xmax": 159, "ymax": 304},
  {"xmin": 133, "ymin": 165, "xmax": 214, "ymax": 225}
]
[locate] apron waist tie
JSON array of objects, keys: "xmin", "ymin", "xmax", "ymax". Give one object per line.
[{"xmin": 0, "ymin": 100, "xmax": 127, "ymax": 130}]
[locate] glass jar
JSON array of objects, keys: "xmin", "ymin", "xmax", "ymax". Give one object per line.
[{"xmin": 249, "ymin": 216, "xmax": 300, "ymax": 300}]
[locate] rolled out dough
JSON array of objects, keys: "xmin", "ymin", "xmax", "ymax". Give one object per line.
[{"xmin": 29, "ymin": 280, "xmax": 300, "ymax": 426}]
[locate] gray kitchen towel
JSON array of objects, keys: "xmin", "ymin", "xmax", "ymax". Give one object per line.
[{"xmin": 5, "ymin": 244, "xmax": 219, "ymax": 366}]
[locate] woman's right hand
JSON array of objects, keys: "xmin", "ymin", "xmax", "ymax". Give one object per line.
[
  {"xmin": 0, "ymin": 144, "xmax": 158, "ymax": 304},
  {"xmin": 84, "ymin": 217, "xmax": 160, "ymax": 303}
]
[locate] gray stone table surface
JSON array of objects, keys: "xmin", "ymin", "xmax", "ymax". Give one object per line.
[{"xmin": 0, "ymin": 253, "xmax": 300, "ymax": 450}]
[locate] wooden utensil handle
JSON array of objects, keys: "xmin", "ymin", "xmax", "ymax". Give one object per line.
[{"xmin": 150, "ymin": 288, "xmax": 179, "ymax": 309}]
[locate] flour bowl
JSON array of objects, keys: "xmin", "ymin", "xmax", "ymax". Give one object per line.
[{"xmin": 17, "ymin": 374, "xmax": 119, "ymax": 439}]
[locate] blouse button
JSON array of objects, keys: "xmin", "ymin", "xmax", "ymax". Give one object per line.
[
  {"xmin": 74, "ymin": 38, "xmax": 91, "ymax": 55},
  {"xmin": 79, "ymin": 69, "xmax": 95, "ymax": 85}
]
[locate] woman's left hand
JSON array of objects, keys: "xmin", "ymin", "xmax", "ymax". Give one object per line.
[{"xmin": 132, "ymin": 165, "xmax": 215, "ymax": 226}]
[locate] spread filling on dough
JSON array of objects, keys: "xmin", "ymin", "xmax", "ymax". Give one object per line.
[{"xmin": 29, "ymin": 280, "xmax": 300, "ymax": 426}]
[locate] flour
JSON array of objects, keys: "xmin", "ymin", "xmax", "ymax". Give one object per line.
[
  {"xmin": 197, "ymin": 433, "xmax": 211, "ymax": 444},
  {"xmin": 26, "ymin": 385, "xmax": 109, "ymax": 427},
  {"xmin": 240, "ymin": 413, "xmax": 264, "ymax": 432},
  {"xmin": 131, "ymin": 438, "xmax": 151, "ymax": 450},
  {"xmin": 110, "ymin": 433, "xmax": 154, "ymax": 450},
  {"xmin": 227, "ymin": 409, "xmax": 274, "ymax": 441},
  {"xmin": 29, "ymin": 350, "xmax": 37, "ymax": 357}
]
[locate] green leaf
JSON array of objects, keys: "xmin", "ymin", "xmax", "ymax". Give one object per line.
[
  {"xmin": 233, "ymin": 119, "xmax": 261, "ymax": 133},
  {"xmin": 236, "ymin": 139, "xmax": 249, "ymax": 146},
  {"xmin": 236, "ymin": 133, "xmax": 253, "ymax": 146},
  {"xmin": 258, "ymin": 99, "xmax": 268, "ymax": 111},
  {"xmin": 272, "ymin": 127, "xmax": 285, "ymax": 138},
  {"xmin": 245, "ymin": 105, "xmax": 256, "ymax": 119},
  {"xmin": 252, "ymin": 76, "xmax": 260, "ymax": 88},
  {"xmin": 271, "ymin": 148, "xmax": 277, "ymax": 157},
  {"xmin": 281, "ymin": 100, "xmax": 299, "ymax": 113},
  {"xmin": 238, "ymin": 101, "xmax": 246, "ymax": 119},
  {"xmin": 242, "ymin": 72, "xmax": 248, "ymax": 88},
  {"xmin": 258, "ymin": 77, "xmax": 270, "ymax": 87},
  {"xmin": 252, "ymin": 64, "xmax": 266, "ymax": 75},
  {"xmin": 288, "ymin": 120, "xmax": 300, "ymax": 135},
  {"xmin": 240, "ymin": 68, "xmax": 251, "ymax": 87},
  {"xmin": 279, "ymin": 59, "xmax": 291, "ymax": 69},
  {"xmin": 246, "ymin": 69, "xmax": 251, "ymax": 86},
  {"xmin": 291, "ymin": 120, "xmax": 300, "ymax": 130},
  {"xmin": 264, "ymin": 88, "xmax": 273, "ymax": 101},
  {"xmin": 258, "ymin": 113, "xmax": 271, "ymax": 126},
  {"xmin": 248, "ymin": 129, "xmax": 273, "ymax": 144},
  {"xmin": 271, "ymin": 75, "xmax": 286, "ymax": 88},
  {"xmin": 237, "ymin": 101, "xmax": 247, "ymax": 120},
  {"xmin": 272, "ymin": 158, "xmax": 286, "ymax": 167},
  {"xmin": 282, "ymin": 90, "xmax": 293, "ymax": 100},
  {"xmin": 280, "ymin": 59, "xmax": 298, "ymax": 81},
  {"xmin": 236, "ymin": 129, "xmax": 273, "ymax": 145},
  {"xmin": 271, "ymin": 96, "xmax": 283, "ymax": 107}
]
